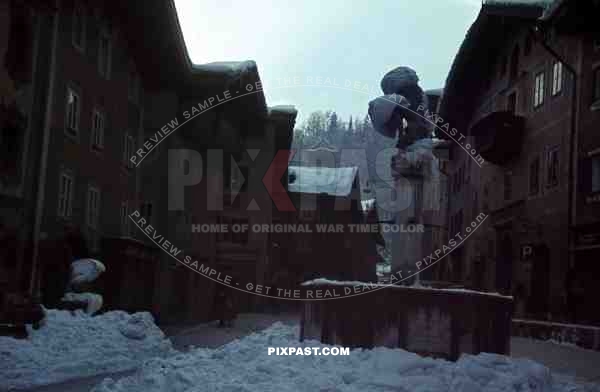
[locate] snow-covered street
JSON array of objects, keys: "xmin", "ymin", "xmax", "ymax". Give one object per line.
[
  {"xmin": 8, "ymin": 313, "xmax": 299, "ymax": 392},
  {"xmin": 511, "ymin": 337, "xmax": 600, "ymax": 386},
  {"xmin": 91, "ymin": 322, "xmax": 600, "ymax": 392},
  {"xmin": 4, "ymin": 312, "xmax": 600, "ymax": 392}
]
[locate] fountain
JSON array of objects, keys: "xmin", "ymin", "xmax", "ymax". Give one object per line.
[{"xmin": 368, "ymin": 66, "xmax": 449, "ymax": 283}]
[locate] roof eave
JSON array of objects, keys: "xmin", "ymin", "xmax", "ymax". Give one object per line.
[{"xmin": 439, "ymin": 4, "xmax": 545, "ymax": 133}]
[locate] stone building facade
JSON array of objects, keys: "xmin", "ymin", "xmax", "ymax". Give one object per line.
[
  {"xmin": 0, "ymin": 0, "xmax": 298, "ymax": 326},
  {"xmin": 440, "ymin": 0, "xmax": 600, "ymax": 324}
]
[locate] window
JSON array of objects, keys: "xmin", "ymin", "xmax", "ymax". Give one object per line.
[
  {"xmin": 500, "ymin": 56, "xmax": 507, "ymax": 77},
  {"xmin": 230, "ymin": 161, "xmax": 243, "ymax": 190},
  {"xmin": 452, "ymin": 173, "xmax": 457, "ymax": 193},
  {"xmin": 524, "ymin": 34, "xmax": 533, "ymax": 56},
  {"xmin": 593, "ymin": 67, "xmax": 600, "ymax": 103},
  {"xmin": 592, "ymin": 157, "xmax": 600, "ymax": 193},
  {"xmin": 120, "ymin": 201, "xmax": 130, "ymax": 236},
  {"xmin": 552, "ymin": 62, "xmax": 563, "ymax": 96},
  {"xmin": 86, "ymin": 186, "xmax": 101, "ymax": 250},
  {"xmin": 455, "ymin": 209, "xmax": 463, "ymax": 232},
  {"xmin": 140, "ymin": 201, "xmax": 153, "ymax": 221},
  {"xmin": 546, "ymin": 147, "xmax": 560, "ymax": 187},
  {"xmin": 86, "ymin": 186, "xmax": 100, "ymax": 228},
  {"xmin": 529, "ymin": 157, "xmax": 540, "ymax": 195},
  {"xmin": 177, "ymin": 211, "xmax": 192, "ymax": 242},
  {"xmin": 297, "ymin": 235, "xmax": 311, "ymax": 252},
  {"xmin": 98, "ymin": 31, "xmax": 112, "ymax": 79},
  {"xmin": 509, "ymin": 45, "xmax": 519, "ymax": 81},
  {"xmin": 128, "ymin": 69, "xmax": 140, "ymax": 103},
  {"xmin": 504, "ymin": 171, "xmax": 512, "ymax": 201},
  {"xmin": 534, "ymin": 72, "xmax": 545, "ymax": 107},
  {"xmin": 58, "ymin": 171, "xmax": 74, "ymax": 218},
  {"xmin": 414, "ymin": 183, "xmax": 423, "ymax": 213},
  {"xmin": 91, "ymin": 108, "xmax": 105, "ymax": 150},
  {"xmin": 217, "ymin": 216, "xmax": 248, "ymax": 244},
  {"xmin": 72, "ymin": 4, "xmax": 85, "ymax": 51},
  {"xmin": 123, "ymin": 133, "xmax": 135, "ymax": 169},
  {"xmin": 459, "ymin": 166, "xmax": 464, "ymax": 190},
  {"xmin": 507, "ymin": 92, "xmax": 517, "ymax": 114},
  {"xmin": 65, "ymin": 87, "xmax": 80, "ymax": 137}
]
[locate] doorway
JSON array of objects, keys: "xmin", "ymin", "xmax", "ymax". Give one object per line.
[{"xmin": 496, "ymin": 230, "xmax": 513, "ymax": 295}]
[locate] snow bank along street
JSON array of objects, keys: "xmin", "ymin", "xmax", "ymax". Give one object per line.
[
  {"xmin": 91, "ymin": 323, "xmax": 600, "ymax": 392},
  {"xmin": 0, "ymin": 310, "xmax": 175, "ymax": 390}
]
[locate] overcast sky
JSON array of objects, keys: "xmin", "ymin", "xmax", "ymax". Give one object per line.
[{"xmin": 173, "ymin": 0, "xmax": 481, "ymax": 125}]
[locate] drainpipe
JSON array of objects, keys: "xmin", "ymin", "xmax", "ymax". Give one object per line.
[
  {"xmin": 29, "ymin": 1, "xmax": 60, "ymax": 299},
  {"xmin": 529, "ymin": 26, "xmax": 578, "ymax": 270}
]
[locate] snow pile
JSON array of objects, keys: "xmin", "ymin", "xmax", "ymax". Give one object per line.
[
  {"xmin": 69, "ymin": 258, "xmax": 105, "ymax": 286},
  {"xmin": 0, "ymin": 310, "xmax": 174, "ymax": 390},
  {"xmin": 62, "ymin": 258, "xmax": 107, "ymax": 315},
  {"xmin": 69, "ymin": 258, "xmax": 106, "ymax": 286},
  {"xmin": 91, "ymin": 322, "xmax": 589, "ymax": 392},
  {"xmin": 61, "ymin": 292, "xmax": 104, "ymax": 315}
]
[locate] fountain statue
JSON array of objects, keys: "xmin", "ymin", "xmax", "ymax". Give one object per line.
[{"xmin": 368, "ymin": 66, "xmax": 449, "ymax": 284}]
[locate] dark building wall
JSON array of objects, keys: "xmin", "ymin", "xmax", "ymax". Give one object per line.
[
  {"xmin": 1, "ymin": 3, "xmax": 57, "ymax": 295},
  {"xmin": 576, "ymin": 36, "xmax": 600, "ymax": 223},
  {"xmin": 444, "ymin": 22, "xmax": 581, "ymax": 320},
  {"xmin": 569, "ymin": 34, "xmax": 600, "ymax": 326},
  {"xmin": 41, "ymin": 1, "xmax": 142, "ymax": 249}
]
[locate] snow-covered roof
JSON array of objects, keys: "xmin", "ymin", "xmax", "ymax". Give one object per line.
[
  {"xmin": 439, "ymin": 0, "xmax": 560, "ymax": 130},
  {"xmin": 483, "ymin": 0, "xmax": 553, "ymax": 7},
  {"xmin": 303, "ymin": 144, "xmax": 339, "ymax": 152},
  {"xmin": 425, "ymin": 88, "xmax": 443, "ymax": 97},
  {"xmin": 268, "ymin": 105, "xmax": 298, "ymax": 116},
  {"xmin": 539, "ymin": 0, "xmax": 567, "ymax": 20},
  {"xmin": 191, "ymin": 60, "xmax": 257, "ymax": 76},
  {"xmin": 288, "ymin": 166, "xmax": 359, "ymax": 197}
]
